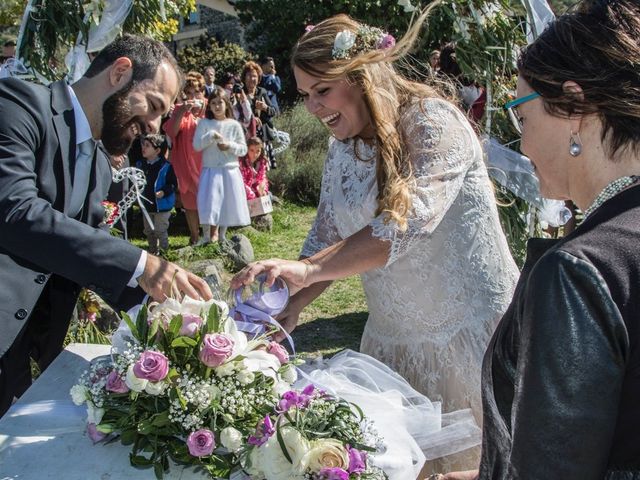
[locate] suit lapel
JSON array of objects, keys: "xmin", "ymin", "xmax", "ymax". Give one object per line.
[{"xmin": 50, "ymin": 81, "xmax": 75, "ymax": 215}]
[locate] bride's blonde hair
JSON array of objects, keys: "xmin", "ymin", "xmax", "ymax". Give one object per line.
[{"xmin": 291, "ymin": 7, "xmax": 440, "ymax": 229}]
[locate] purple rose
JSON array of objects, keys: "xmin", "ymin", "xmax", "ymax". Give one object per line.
[
  {"xmin": 378, "ymin": 34, "xmax": 396, "ymax": 50},
  {"xmin": 133, "ymin": 350, "xmax": 169, "ymax": 382},
  {"xmin": 318, "ymin": 467, "xmax": 350, "ymax": 480},
  {"xmin": 347, "ymin": 445, "xmax": 367, "ymax": 473},
  {"xmin": 87, "ymin": 423, "xmax": 107, "ymax": 443},
  {"xmin": 268, "ymin": 341, "xmax": 289, "ymax": 364},
  {"xmin": 187, "ymin": 429, "xmax": 216, "ymax": 457},
  {"xmin": 199, "ymin": 333, "xmax": 235, "ymax": 367},
  {"xmin": 247, "ymin": 415, "xmax": 275, "ymax": 446},
  {"xmin": 179, "ymin": 314, "xmax": 203, "ymax": 337},
  {"xmin": 105, "ymin": 370, "xmax": 129, "ymax": 393}
]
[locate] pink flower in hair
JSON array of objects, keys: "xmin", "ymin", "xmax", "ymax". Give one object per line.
[
  {"xmin": 378, "ymin": 34, "xmax": 396, "ymax": 50},
  {"xmin": 305, "ymin": 24, "xmax": 315, "ymax": 33}
]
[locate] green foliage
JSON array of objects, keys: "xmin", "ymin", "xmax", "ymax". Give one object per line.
[
  {"xmin": 16, "ymin": 0, "xmax": 195, "ymax": 80},
  {"xmin": 0, "ymin": 0, "xmax": 23, "ymax": 39},
  {"xmin": 175, "ymin": 35, "xmax": 254, "ymax": 77},
  {"xmin": 268, "ymin": 102, "xmax": 328, "ymax": 205}
]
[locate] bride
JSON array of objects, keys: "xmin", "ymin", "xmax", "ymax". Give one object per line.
[{"xmin": 232, "ymin": 9, "xmax": 518, "ymax": 471}]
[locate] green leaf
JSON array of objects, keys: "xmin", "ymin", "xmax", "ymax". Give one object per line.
[
  {"xmin": 206, "ymin": 303, "xmax": 221, "ymax": 333},
  {"xmin": 121, "ymin": 311, "xmax": 138, "ymax": 340},
  {"xmin": 130, "ymin": 453, "xmax": 153, "ymax": 467},
  {"xmin": 170, "ymin": 336, "xmax": 198, "ymax": 348},
  {"xmin": 275, "ymin": 418, "xmax": 293, "ymax": 464},
  {"xmin": 136, "ymin": 306, "xmax": 149, "ymax": 345},
  {"xmin": 169, "ymin": 314, "xmax": 182, "ymax": 337},
  {"xmin": 153, "ymin": 461, "xmax": 164, "ymax": 479},
  {"xmin": 148, "ymin": 315, "xmax": 161, "ymax": 342}
]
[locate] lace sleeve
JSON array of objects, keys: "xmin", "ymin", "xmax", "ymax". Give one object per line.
[
  {"xmin": 300, "ymin": 139, "xmax": 342, "ymax": 258},
  {"xmin": 370, "ymin": 98, "xmax": 480, "ymax": 266}
]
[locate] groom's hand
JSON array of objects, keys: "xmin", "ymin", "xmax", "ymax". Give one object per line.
[{"xmin": 138, "ymin": 255, "xmax": 212, "ymax": 302}]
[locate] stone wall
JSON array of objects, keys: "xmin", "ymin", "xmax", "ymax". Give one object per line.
[{"xmin": 198, "ymin": 5, "xmax": 247, "ymax": 48}]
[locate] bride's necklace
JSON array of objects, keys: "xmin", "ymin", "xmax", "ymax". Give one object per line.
[
  {"xmin": 583, "ymin": 175, "xmax": 639, "ymax": 218},
  {"xmin": 353, "ymin": 137, "xmax": 376, "ymax": 162}
]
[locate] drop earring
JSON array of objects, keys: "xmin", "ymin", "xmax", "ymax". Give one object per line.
[{"xmin": 569, "ymin": 131, "xmax": 582, "ymax": 157}]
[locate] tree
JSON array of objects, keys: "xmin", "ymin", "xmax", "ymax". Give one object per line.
[
  {"xmin": 15, "ymin": 0, "xmax": 196, "ymax": 80},
  {"xmin": 176, "ymin": 35, "xmax": 254, "ymax": 78}
]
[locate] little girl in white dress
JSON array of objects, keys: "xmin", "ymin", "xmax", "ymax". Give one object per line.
[{"xmin": 193, "ymin": 86, "xmax": 250, "ymax": 243}]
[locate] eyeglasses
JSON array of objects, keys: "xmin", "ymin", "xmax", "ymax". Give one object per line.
[{"xmin": 504, "ymin": 92, "xmax": 540, "ymax": 134}]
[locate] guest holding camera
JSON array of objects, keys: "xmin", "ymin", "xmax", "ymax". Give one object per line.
[
  {"xmin": 220, "ymin": 71, "xmax": 255, "ymax": 140},
  {"xmin": 162, "ymin": 71, "xmax": 207, "ymax": 245}
]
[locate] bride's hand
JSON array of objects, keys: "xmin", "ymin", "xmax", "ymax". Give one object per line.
[
  {"xmin": 273, "ymin": 300, "xmax": 302, "ymax": 342},
  {"xmin": 230, "ymin": 258, "xmax": 316, "ymax": 295}
]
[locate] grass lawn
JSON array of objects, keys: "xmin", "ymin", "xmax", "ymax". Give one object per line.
[{"xmin": 129, "ymin": 201, "xmax": 367, "ymax": 358}]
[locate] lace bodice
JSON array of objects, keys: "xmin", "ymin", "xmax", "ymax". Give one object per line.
[{"xmin": 301, "ymin": 97, "xmax": 519, "ymax": 344}]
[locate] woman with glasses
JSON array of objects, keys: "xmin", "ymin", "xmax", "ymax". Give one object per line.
[{"xmin": 443, "ymin": 0, "xmax": 640, "ymax": 479}]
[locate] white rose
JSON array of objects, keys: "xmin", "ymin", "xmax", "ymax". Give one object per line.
[
  {"xmin": 333, "ymin": 30, "xmax": 356, "ymax": 57},
  {"xmin": 303, "ymin": 439, "xmax": 349, "ymax": 473},
  {"xmin": 215, "ymin": 361, "xmax": 236, "ymax": 377},
  {"xmin": 237, "ymin": 369, "xmax": 255, "ymax": 385},
  {"xmin": 70, "ymin": 384, "xmax": 88, "ymax": 405},
  {"xmin": 125, "ymin": 364, "xmax": 148, "ymax": 392},
  {"xmin": 242, "ymin": 446, "xmax": 264, "ymax": 477},
  {"xmin": 260, "ymin": 426, "xmax": 310, "ymax": 480},
  {"xmin": 273, "ymin": 380, "xmax": 291, "ymax": 396},
  {"xmin": 86, "ymin": 401, "xmax": 105, "ymax": 425},
  {"xmin": 280, "ymin": 363, "xmax": 298, "ymax": 384},
  {"xmin": 220, "ymin": 426, "xmax": 243, "ymax": 452},
  {"xmin": 144, "ymin": 381, "xmax": 166, "ymax": 396}
]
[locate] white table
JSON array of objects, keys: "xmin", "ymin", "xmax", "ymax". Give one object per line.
[{"xmin": 0, "ymin": 344, "xmax": 212, "ymax": 480}]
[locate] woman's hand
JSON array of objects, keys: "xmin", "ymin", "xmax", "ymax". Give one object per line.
[
  {"xmin": 442, "ymin": 470, "xmax": 479, "ymax": 480},
  {"xmin": 272, "ymin": 300, "xmax": 303, "ymax": 343},
  {"xmin": 255, "ymin": 100, "xmax": 268, "ymax": 112},
  {"xmin": 231, "ymin": 258, "xmax": 316, "ymax": 295}
]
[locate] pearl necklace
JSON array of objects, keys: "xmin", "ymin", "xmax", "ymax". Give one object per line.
[{"xmin": 583, "ymin": 175, "xmax": 639, "ymax": 218}]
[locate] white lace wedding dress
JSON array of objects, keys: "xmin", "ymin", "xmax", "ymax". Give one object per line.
[{"xmin": 300, "ymin": 98, "xmax": 519, "ymax": 471}]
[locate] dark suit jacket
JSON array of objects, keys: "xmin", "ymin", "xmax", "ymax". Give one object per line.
[{"xmin": 0, "ymin": 78, "xmax": 145, "ymax": 360}]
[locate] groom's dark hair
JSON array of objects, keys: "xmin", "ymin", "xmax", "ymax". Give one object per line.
[{"xmin": 84, "ymin": 34, "xmax": 183, "ymax": 85}]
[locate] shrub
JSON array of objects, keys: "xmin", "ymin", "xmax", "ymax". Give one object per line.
[
  {"xmin": 269, "ymin": 102, "xmax": 328, "ymax": 205},
  {"xmin": 176, "ymin": 36, "xmax": 254, "ymax": 78}
]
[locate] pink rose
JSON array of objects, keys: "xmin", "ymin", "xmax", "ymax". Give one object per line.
[
  {"xmin": 378, "ymin": 34, "xmax": 396, "ymax": 50},
  {"xmin": 347, "ymin": 445, "xmax": 367, "ymax": 473},
  {"xmin": 87, "ymin": 423, "xmax": 107, "ymax": 443},
  {"xmin": 133, "ymin": 350, "xmax": 169, "ymax": 382},
  {"xmin": 187, "ymin": 429, "xmax": 216, "ymax": 457},
  {"xmin": 268, "ymin": 341, "xmax": 289, "ymax": 364},
  {"xmin": 199, "ymin": 333, "xmax": 235, "ymax": 367},
  {"xmin": 179, "ymin": 314, "xmax": 203, "ymax": 337},
  {"xmin": 305, "ymin": 24, "xmax": 315, "ymax": 33},
  {"xmin": 105, "ymin": 370, "xmax": 129, "ymax": 393},
  {"xmin": 318, "ymin": 467, "xmax": 349, "ymax": 480}
]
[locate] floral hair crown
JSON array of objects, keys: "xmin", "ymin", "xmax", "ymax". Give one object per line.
[{"xmin": 331, "ymin": 25, "xmax": 396, "ymax": 60}]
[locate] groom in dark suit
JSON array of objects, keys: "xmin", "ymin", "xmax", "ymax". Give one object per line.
[{"xmin": 0, "ymin": 34, "xmax": 212, "ymax": 417}]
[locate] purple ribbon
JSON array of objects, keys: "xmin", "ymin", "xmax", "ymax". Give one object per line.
[{"xmin": 230, "ymin": 277, "xmax": 295, "ymax": 354}]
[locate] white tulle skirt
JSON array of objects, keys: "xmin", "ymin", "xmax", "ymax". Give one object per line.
[
  {"xmin": 296, "ymin": 350, "xmax": 482, "ymax": 479},
  {"xmin": 197, "ymin": 167, "xmax": 250, "ymax": 227}
]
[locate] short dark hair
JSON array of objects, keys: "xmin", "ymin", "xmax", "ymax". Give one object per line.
[
  {"xmin": 144, "ymin": 133, "xmax": 168, "ymax": 157},
  {"xmin": 260, "ymin": 56, "xmax": 274, "ymax": 65},
  {"xmin": 3, "ymin": 40, "xmax": 16, "ymax": 48},
  {"xmin": 518, "ymin": 0, "xmax": 640, "ymax": 158},
  {"xmin": 84, "ymin": 34, "xmax": 182, "ymax": 85}
]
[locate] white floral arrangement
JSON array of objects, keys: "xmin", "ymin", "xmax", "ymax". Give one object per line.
[
  {"xmin": 331, "ymin": 25, "xmax": 396, "ymax": 60},
  {"xmin": 243, "ymin": 385, "xmax": 387, "ymax": 480},
  {"xmin": 70, "ymin": 296, "xmax": 296, "ymax": 479}
]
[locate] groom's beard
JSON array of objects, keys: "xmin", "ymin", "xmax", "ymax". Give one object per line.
[{"xmin": 101, "ymin": 81, "xmax": 144, "ymax": 156}]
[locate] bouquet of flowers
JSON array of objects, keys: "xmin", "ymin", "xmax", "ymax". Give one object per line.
[
  {"xmin": 70, "ymin": 296, "xmax": 297, "ymax": 479},
  {"xmin": 242, "ymin": 385, "xmax": 388, "ymax": 480}
]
